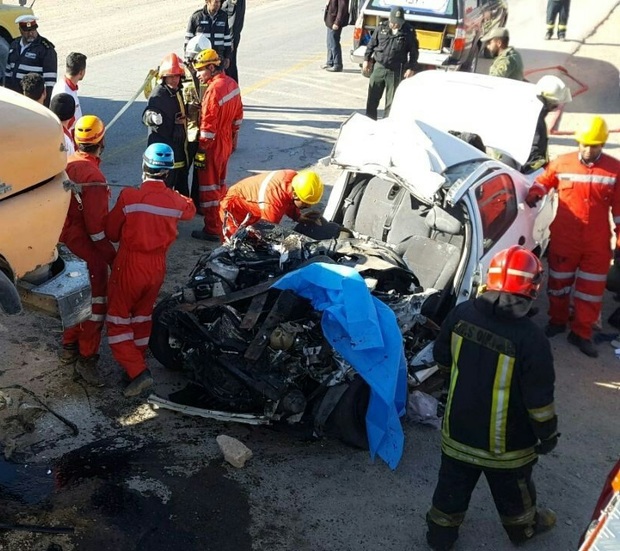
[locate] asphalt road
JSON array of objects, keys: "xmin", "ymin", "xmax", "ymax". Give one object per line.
[{"xmin": 0, "ymin": 1, "xmax": 619, "ymax": 550}]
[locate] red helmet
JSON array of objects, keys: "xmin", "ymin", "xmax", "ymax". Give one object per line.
[
  {"xmin": 486, "ymin": 246, "xmax": 543, "ymax": 299},
  {"xmin": 158, "ymin": 53, "xmax": 185, "ymax": 78}
]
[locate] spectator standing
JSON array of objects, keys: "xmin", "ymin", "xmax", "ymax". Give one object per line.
[
  {"xmin": 322, "ymin": 0, "xmax": 349, "ymax": 73},
  {"xmin": 143, "ymin": 53, "xmax": 189, "ymax": 196},
  {"xmin": 427, "ymin": 246, "xmax": 558, "ymax": 551},
  {"xmin": 220, "ymin": 170, "xmax": 324, "ymax": 238},
  {"xmin": 59, "ymin": 115, "xmax": 116, "ymax": 387},
  {"xmin": 526, "ymin": 116, "xmax": 620, "ymax": 358},
  {"xmin": 183, "ymin": 34, "xmax": 212, "ymax": 211},
  {"xmin": 105, "ymin": 144, "xmax": 196, "ymax": 397},
  {"xmin": 49, "ymin": 93, "xmax": 76, "ymax": 156},
  {"xmin": 20, "ymin": 72, "xmax": 46, "ymax": 104},
  {"xmin": 51, "ymin": 52, "xmax": 87, "ymax": 130},
  {"xmin": 546, "ymin": 0, "xmax": 570, "ymax": 40},
  {"xmin": 221, "ymin": 0, "xmax": 245, "ymax": 83},
  {"xmin": 363, "ymin": 6, "xmax": 418, "ymax": 120},
  {"xmin": 190, "ymin": 49, "xmax": 243, "ymax": 242},
  {"xmin": 4, "ymin": 15, "xmax": 57, "ymax": 107},
  {"xmin": 481, "ymin": 27, "xmax": 524, "ymax": 81},
  {"xmin": 185, "ymin": 0, "xmax": 232, "ymax": 70}
]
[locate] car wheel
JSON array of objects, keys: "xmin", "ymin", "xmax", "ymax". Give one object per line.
[
  {"xmin": 149, "ymin": 294, "xmax": 184, "ymax": 370},
  {"xmin": 0, "ymin": 36, "xmax": 9, "ymax": 80},
  {"xmin": 325, "ymin": 375, "xmax": 370, "ymax": 450}
]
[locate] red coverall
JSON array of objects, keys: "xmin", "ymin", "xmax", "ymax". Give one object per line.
[
  {"xmin": 536, "ymin": 152, "xmax": 620, "ymax": 339},
  {"xmin": 197, "ymin": 72, "xmax": 243, "ymax": 234},
  {"xmin": 105, "ymin": 180, "xmax": 196, "ymax": 379},
  {"xmin": 61, "ymin": 152, "xmax": 116, "ymax": 358},
  {"xmin": 219, "ymin": 170, "xmax": 301, "ymax": 237}
]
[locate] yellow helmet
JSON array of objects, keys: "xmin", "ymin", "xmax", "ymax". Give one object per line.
[
  {"xmin": 291, "ymin": 171, "xmax": 324, "ymax": 205},
  {"xmin": 193, "ymin": 48, "xmax": 221, "ymax": 70},
  {"xmin": 574, "ymin": 115, "xmax": 609, "ymax": 146},
  {"xmin": 74, "ymin": 115, "xmax": 105, "ymax": 145}
]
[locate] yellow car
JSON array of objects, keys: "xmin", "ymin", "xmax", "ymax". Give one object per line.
[
  {"xmin": 0, "ymin": 0, "xmax": 34, "ymax": 77},
  {"xmin": 0, "ymin": 87, "xmax": 91, "ymax": 326}
]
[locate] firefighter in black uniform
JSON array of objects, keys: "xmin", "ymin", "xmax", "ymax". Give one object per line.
[
  {"xmin": 4, "ymin": 15, "xmax": 57, "ymax": 108},
  {"xmin": 143, "ymin": 53, "xmax": 189, "ymax": 197},
  {"xmin": 426, "ymin": 245, "xmax": 559, "ymax": 551},
  {"xmin": 221, "ymin": 0, "xmax": 245, "ymax": 83},
  {"xmin": 185, "ymin": 0, "xmax": 232, "ymax": 70},
  {"xmin": 363, "ymin": 6, "xmax": 418, "ymax": 120}
]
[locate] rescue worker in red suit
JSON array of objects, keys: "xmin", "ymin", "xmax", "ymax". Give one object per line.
[
  {"xmin": 526, "ymin": 115, "xmax": 620, "ymax": 358},
  {"xmin": 219, "ymin": 170, "xmax": 324, "ymax": 238},
  {"xmin": 105, "ymin": 144, "xmax": 196, "ymax": 397},
  {"xmin": 59, "ymin": 115, "xmax": 116, "ymax": 387},
  {"xmin": 190, "ymin": 48, "xmax": 243, "ymax": 241}
]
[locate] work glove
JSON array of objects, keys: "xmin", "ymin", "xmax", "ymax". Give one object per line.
[
  {"xmin": 144, "ymin": 110, "xmax": 163, "ymax": 127},
  {"xmin": 534, "ymin": 433, "xmax": 559, "ymax": 455},
  {"xmin": 525, "ymin": 183, "xmax": 546, "ymax": 208},
  {"xmin": 298, "ymin": 210, "xmax": 323, "ymax": 225},
  {"xmin": 194, "ymin": 150, "xmax": 206, "ymax": 170}
]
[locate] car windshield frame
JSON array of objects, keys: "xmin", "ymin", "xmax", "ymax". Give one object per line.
[{"xmin": 366, "ymin": 0, "xmax": 458, "ymax": 19}]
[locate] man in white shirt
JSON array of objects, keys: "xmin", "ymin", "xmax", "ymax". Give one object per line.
[{"xmin": 51, "ymin": 52, "xmax": 87, "ymax": 130}]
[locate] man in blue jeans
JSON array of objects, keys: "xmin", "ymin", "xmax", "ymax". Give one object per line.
[{"xmin": 322, "ymin": 0, "xmax": 349, "ymax": 73}]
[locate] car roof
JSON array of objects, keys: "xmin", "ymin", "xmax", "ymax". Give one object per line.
[{"xmin": 389, "ymin": 71, "xmax": 543, "ymax": 166}]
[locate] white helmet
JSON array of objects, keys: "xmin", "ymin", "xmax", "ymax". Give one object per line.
[
  {"xmin": 185, "ymin": 34, "xmax": 212, "ymax": 60},
  {"xmin": 536, "ymin": 75, "xmax": 572, "ymax": 105}
]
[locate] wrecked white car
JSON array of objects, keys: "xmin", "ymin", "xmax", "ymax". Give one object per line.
[{"xmin": 148, "ymin": 71, "xmax": 553, "ymax": 460}]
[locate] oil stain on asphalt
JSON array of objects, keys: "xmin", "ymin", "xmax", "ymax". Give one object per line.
[{"xmin": 0, "ymin": 437, "xmax": 252, "ymax": 550}]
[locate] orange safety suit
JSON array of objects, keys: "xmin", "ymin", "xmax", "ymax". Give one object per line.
[
  {"xmin": 219, "ymin": 170, "xmax": 301, "ymax": 237},
  {"xmin": 536, "ymin": 152, "xmax": 620, "ymax": 339},
  {"xmin": 105, "ymin": 180, "xmax": 196, "ymax": 379},
  {"xmin": 197, "ymin": 72, "xmax": 243, "ymax": 234},
  {"xmin": 60, "ymin": 152, "xmax": 116, "ymax": 358}
]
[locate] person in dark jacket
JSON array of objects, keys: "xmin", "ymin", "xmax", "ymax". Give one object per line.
[
  {"xmin": 523, "ymin": 75, "xmax": 572, "ymax": 174},
  {"xmin": 185, "ymin": 0, "xmax": 232, "ymax": 69},
  {"xmin": 363, "ymin": 6, "xmax": 418, "ymax": 120},
  {"xmin": 322, "ymin": 0, "xmax": 349, "ymax": 73},
  {"xmin": 143, "ymin": 53, "xmax": 189, "ymax": 196},
  {"xmin": 426, "ymin": 246, "xmax": 558, "ymax": 551},
  {"xmin": 221, "ymin": 0, "xmax": 245, "ymax": 83},
  {"xmin": 4, "ymin": 15, "xmax": 57, "ymax": 108}
]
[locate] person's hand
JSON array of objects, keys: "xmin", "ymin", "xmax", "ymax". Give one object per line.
[
  {"xmin": 404, "ymin": 69, "xmax": 415, "ymax": 78},
  {"xmin": 534, "ymin": 434, "xmax": 559, "ymax": 455},
  {"xmin": 145, "ymin": 111, "xmax": 163, "ymax": 127},
  {"xmin": 525, "ymin": 183, "xmax": 546, "ymax": 208},
  {"xmin": 298, "ymin": 210, "xmax": 323, "ymax": 225},
  {"xmin": 362, "ymin": 60, "xmax": 373, "ymax": 77},
  {"xmin": 224, "ymin": 58, "xmax": 231, "ymax": 70},
  {"xmin": 332, "ymin": 24, "xmax": 339, "ymax": 30},
  {"xmin": 175, "ymin": 113, "xmax": 186, "ymax": 125},
  {"xmin": 194, "ymin": 150, "xmax": 206, "ymax": 170}
]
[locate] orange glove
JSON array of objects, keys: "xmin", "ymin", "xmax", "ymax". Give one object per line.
[{"xmin": 525, "ymin": 183, "xmax": 546, "ymax": 208}]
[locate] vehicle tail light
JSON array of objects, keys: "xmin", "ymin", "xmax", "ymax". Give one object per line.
[{"xmin": 452, "ymin": 26, "xmax": 466, "ymax": 53}]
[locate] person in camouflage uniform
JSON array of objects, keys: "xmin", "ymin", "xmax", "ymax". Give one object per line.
[{"xmin": 481, "ymin": 27, "xmax": 524, "ymax": 81}]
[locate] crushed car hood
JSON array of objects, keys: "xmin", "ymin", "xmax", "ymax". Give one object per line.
[
  {"xmin": 389, "ymin": 71, "xmax": 543, "ymax": 167},
  {"xmin": 329, "ymin": 113, "xmax": 488, "ymax": 202}
]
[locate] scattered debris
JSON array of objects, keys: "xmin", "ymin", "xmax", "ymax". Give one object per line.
[
  {"xmin": 406, "ymin": 390, "xmax": 442, "ymax": 430},
  {"xmin": 216, "ymin": 435, "xmax": 253, "ymax": 468}
]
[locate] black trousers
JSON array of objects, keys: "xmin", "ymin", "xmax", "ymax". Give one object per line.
[
  {"xmin": 427, "ymin": 454, "xmax": 538, "ymax": 549},
  {"xmin": 227, "ymin": 34, "xmax": 241, "ymax": 84},
  {"xmin": 546, "ymin": 0, "xmax": 570, "ymax": 36}
]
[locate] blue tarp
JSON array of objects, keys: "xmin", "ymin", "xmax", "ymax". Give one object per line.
[{"xmin": 273, "ymin": 262, "xmax": 407, "ymax": 469}]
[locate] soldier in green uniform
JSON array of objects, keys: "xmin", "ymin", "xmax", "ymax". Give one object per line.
[{"xmin": 482, "ymin": 27, "xmax": 524, "ymax": 81}]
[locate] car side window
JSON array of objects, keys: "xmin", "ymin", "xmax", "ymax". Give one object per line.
[{"xmin": 475, "ymin": 174, "xmax": 517, "ymax": 253}]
